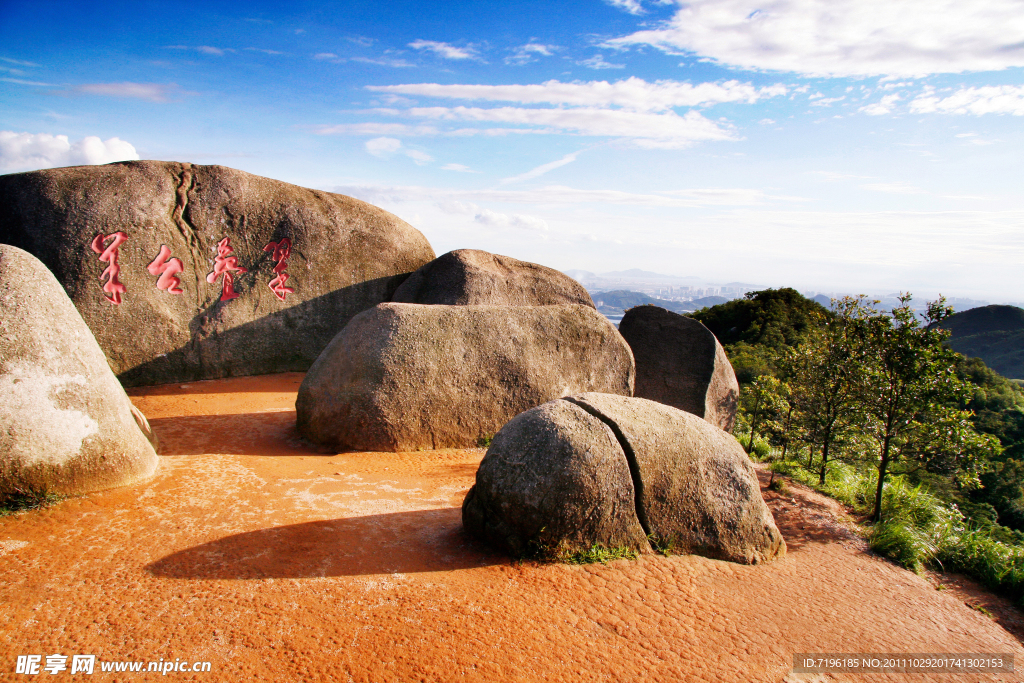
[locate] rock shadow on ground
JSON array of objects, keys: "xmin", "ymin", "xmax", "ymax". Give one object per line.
[{"xmin": 145, "ymin": 508, "xmax": 505, "ymax": 579}]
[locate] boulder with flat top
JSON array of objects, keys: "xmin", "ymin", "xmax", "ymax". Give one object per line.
[{"xmin": 296, "ymin": 303, "xmax": 634, "ymax": 451}]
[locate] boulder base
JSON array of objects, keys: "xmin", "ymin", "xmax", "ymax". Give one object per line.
[
  {"xmin": 0, "ymin": 161, "xmax": 435, "ymax": 386},
  {"xmin": 0, "ymin": 245, "xmax": 158, "ymax": 499},
  {"xmin": 618, "ymin": 305, "xmax": 739, "ymax": 431},
  {"xmin": 463, "ymin": 393, "xmax": 784, "ymax": 564},
  {"xmin": 296, "ymin": 303, "xmax": 634, "ymax": 451},
  {"xmin": 391, "ymin": 249, "xmax": 594, "ymax": 308}
]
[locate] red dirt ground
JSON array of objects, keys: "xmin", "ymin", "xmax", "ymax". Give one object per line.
[{"xmin": 2, "ymin": 373, "xmax": 1023, "ymax": 682}]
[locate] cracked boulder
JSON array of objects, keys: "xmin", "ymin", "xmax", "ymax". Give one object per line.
[
  {"xmin": 391, "ymin": 248, "xmax": 595, "ymax": 308},
  {"xmin": 0, "ymin": 245, "xmax": 158, "ymax": 500},
  {"xmin": 618, "ymin": 305, "xmax": 740, "ymax": 431},
  {"xmin": 463, "ymin": 393, "xmax": 784, "ymax": 564},
  {"xmin": 0, "ymin": 161, "xmax": 435, "ymax": 386},
  {"xmin": 296, "ymin": 303, "xmax": 634, "ymax": 451}
]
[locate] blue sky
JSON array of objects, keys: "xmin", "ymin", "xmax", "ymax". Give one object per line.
[{"xmin": 2, "ymin": 0, "xmax": 1023, "ymax": 301}]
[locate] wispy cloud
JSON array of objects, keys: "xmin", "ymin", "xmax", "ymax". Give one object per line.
[
  {"xmin": 332, "ymin": 183, "xmax": 804, "ymax": 209},
  {"xmin": 1, "ymin": 57, "xmax": 41, "ymax": 67},
  {"xmin": 1, "ymin": 77, "xmax": 54, "ymax": 87},
  {"xmin": 244, "ymin": 47, "xmax": 285, "ymax": 55},
  {"xmin": 441, "ymin": 163, "xmax": 476, "ymax": 172},
  {"xmin": 165, "ymin": 45, "xmax": 235, "ymax": 56},
  {"xmin": 351, "ymin": 56, "xmax": 417, "ymax": 68},
  {"xmin": 72, "ymin": 82, "xmax": 188, "ymax": 102},
  {"xmin": 364, "ymin": 136, "xmax": 433, "ymax": 165},
  {"xmin": 368, "ymin": 77, "xmax": 787, "ymax": 111},
  {"xmin": 506, "ymin": 43, "xmax": 558, "ymax": 66},
  {"xmin": 605, "ymin": 0, "xmax": 645, "ymax": 14},
  {"xmin": 501, "ymin": 152, "xmax": 580, "ymax": 184},
  {"xmin": 316, "ymin": 123, "xmax": 440, "ymax": 136},
  {"xmin": 860, "ymin": 93, "xmax": 901, "ymax": 115},
  {"xmin": 408, "ymin": 40, "xmax": 480, "ymax": 60},
  {"xmin": 578, "ymin": 54, "xmax": 626, "ymax": 70},
  {"xmin": 606, "ymin": 0, "xmax": 1024, "ymax": 77},
  {"xmin": 0, "ymin": 131, "xmax": 139, "ymax": 173},
  {"xmin": 910, "ymin": 85, "xmax": 1024, "ymax": 116},
  {"xmin": 404, "ymin": 105, "xmax": 737, "ymax": 148},
  {"xmin": 861, "ymin": 182, "xmax": 928, "ymax": 195}
]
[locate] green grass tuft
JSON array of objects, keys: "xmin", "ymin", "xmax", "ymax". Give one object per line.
[{"xmin": 0, "ymin": 487, "xmax": 63, "ymax": 516}]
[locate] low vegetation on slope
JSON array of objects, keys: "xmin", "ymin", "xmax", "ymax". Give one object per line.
[{"xmin": 692, "ymin": 289, "xmax": 1024, "ymax": 604}]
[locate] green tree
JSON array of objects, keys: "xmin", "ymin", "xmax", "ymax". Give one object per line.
[
  {"xmin": 741, "ymin": 375, "xmax": 787, "ymax": 456},
  {"xmin": 789, "ymin": 298, "xmax": 870, "ymax": 485},
  {"xmin": 860, "ymin": 295, "xmax": 1000, "ymax": 521}
]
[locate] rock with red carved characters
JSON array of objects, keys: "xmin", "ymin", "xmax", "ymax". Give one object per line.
[
  {"xmin": 0, "ymin": 244, "xmax": 158, "ymax": 500},
  {"xmin": 0, "ymin": 161, "xmax": 435, "ymax": 386}
]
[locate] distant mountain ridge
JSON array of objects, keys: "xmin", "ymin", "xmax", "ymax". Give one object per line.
[
  {"xmin": 938, "ymin": 305, "xmax": 1024, "ymax": 380},
  {"xmin": 591, "ymin": 290, "xmax": 728, "ymax": 315}
]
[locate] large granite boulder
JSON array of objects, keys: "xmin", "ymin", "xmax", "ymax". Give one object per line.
[
  {"xmin": 618, "ymin": 305, "xmax": 739, "ymax": 431},
  {"xmin": 462, "ymin": 399, "xmax": 650, "ymax": 557},
  {"xmin": 391, "ymin": 248, "xmax": 595, "ymax": 308},
  {"xmin": 0, "ymin": 245, "xmax": 158, "ymax": 499},
  {"xmin": 463, "ymin": 393, "xmax": 784, "ymax": 564},
  {"xmin": 0, "ymin": 161, "xmax": 435, "ymax": 386},
  {"xmin": 296, "ymin": 303, "xmax": 634, "ymax": 451}
]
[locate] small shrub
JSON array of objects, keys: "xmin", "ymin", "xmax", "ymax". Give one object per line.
[
  {"xmin": 0, "ymin": 487, "xmax": 62, "ymax": 516},
  {"xmin": 869, "ymin": 519, "xmax": 936, "ymax": 573},
  {"xmin": 476, "ymin": 434, "xmax": 494, "ymax": 448},
  {"xmin": 558, "ymin": 544, "xmax": 639, "ymax": 565},
  {"xmin": 768, "ymin": 477, "xmax": 789, "ymax": 495},
  {"xmin": 736, "ymin": 433, "xmax": 771, "ymax": 460}
]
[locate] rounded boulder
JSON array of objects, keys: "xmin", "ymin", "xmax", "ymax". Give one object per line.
[
  {"xmin": 391, "ymin": 249, "xmax": 594, "ymax": 308},
  {"xmin": 0, "ymin": 245, "xmax": 158, "ymax": 499},
  {"xmin": 0, "ymin": 161, "xmax": 435, "ymax": 386}
]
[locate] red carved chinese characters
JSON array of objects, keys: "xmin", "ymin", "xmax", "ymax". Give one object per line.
[
  {"xmin": 206, "ymin": 237, "xmax": 247, "ymax": 302},
  {"xmin": 263, "ymin": 238, "xmax": 295, "ymax": 301},
  {"xmin": 90, "ymin": 232, "xmax": 128, "ymax": 305},
  {"xmin": 147, "ymin": 245, "xmax": 184, "ymax": 294}
]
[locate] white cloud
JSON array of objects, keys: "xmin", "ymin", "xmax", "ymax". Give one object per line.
[
  {"xmin": 316, "ymin": 123, "xmax": 439, "ymax": 136},
  {"xmin": 440, "ymin": 163, "xmax": 475, "ymax": 172},
  {"xmin": 405, "ymin": 105, "xmax": 736, "ymax": 148},
  {"xmin": 409, "ymin": 40, "xmax": 479, "ymax": 60},
  {"xmin": 810, "ymin": 96, "xmax": 846, "ymax": 107},
  {"xmin": 606, "ymin": 0, "xmax": 1024, "ymax": 77},
  {"xmin": 909, "ymin": 85, "xmax": 1024, "ymax": 115},
  {"xmin": 351, "ymin": 56, "xmax": 416, "ymax": 68},
  {"xmin": 859, "ymin": 93, "xmax": 901, "ymax": 115},
  {"xmin": 606, "ymin": 0, "xmax": 645, "ymax": 13},
  {"xmin": 501, "ymin": 152, "xmax": 580, "ymax": 184},
  {"xmin": 167, "ymin": 45, "xmax": 234, "ymax": 56},
  {"xmin": 244, "ymin": 47, "xmax": 285, "ymax": 55},
  {"xmin": 506, "ymin": 43, "xmax": 558, "ymax": 66},
  {"xmin": 331, "ymin": 182, "xmax": 804, "ymax": 208},
  {"xmin": 363, "ymin": 136, "xmax": 433, "ymax": 165},
  {"xmin": 860, "ymin": 182, "xmax": 928, "ymax": 194},
  {"xmin": 368, "ymin": 77, "xmax": 787, "ymax": 112},
  {"xmin": 365, "ymin": 136, "xmax": 402, "ymax": 157},
  {"xmin": 0, "ymin": 131, "xmax": 140, "ymax": 173},
  {"xmin": 578, "ymin": 55, "xmax": 626, "ymax": 70},
  {"xmin": 474, "ymin": 209, "xmax": 550, "ymax": 231},
  {"xmin": 73, "ymin": 82, "xmax": 186, "ymax": 102}
]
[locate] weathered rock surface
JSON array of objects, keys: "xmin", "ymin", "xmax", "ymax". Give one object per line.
[
  {"xmin": 0, "ymin": 161, "xmax": 435, "ymax": 386},
  {"xmin": 296, "ymin": 303, "xmax": 634, "ymax": 451},
  {"xmin": 391, "ymin": 249, "xmax": 595, "ymax": 308},
  {"xmin": 0, "ymin": 245, "xmax": 158, "ymax": 499},
  {"xmin": 569, "ymin": 393, "xmax": 784, "ymax": 564},
  {"xmin": 463, "ymin": 393, "xmax": 784, "ymax": 564},
  {"xmin": 618, "ymin": 305, "xmax": 739, "ymax": 431},
  {"xmin": 462, "ymin": 400, "xmax": 650, "ymax": 557}
]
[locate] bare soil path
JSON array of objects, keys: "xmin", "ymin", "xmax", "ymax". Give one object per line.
[{"xmin": 1, "ymin": 373, "xmax": 1022, "ymax": 682}]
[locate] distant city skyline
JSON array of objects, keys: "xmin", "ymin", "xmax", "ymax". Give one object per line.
[{"xmin": 2, "ymin": 0, "xmax": 1022, "ymax": 301}]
